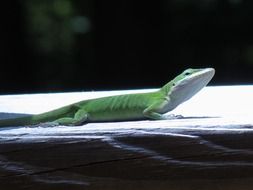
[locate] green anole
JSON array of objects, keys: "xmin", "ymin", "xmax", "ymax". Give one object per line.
[{"xmin": 0, "ymin": 68, "xmax": 215, "ymax": 127}]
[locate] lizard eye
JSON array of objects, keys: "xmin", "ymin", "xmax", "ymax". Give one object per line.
[{"xmin": 184, "ymin": 72, "xmax": 191, "ymax": 76}]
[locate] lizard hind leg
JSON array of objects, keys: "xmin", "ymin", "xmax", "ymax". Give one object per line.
[{"xmin": 54, "ymin": 109, "xmax": 88, "ymax": 126}]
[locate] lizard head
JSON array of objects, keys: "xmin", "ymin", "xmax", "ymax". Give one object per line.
[{"xmin": 161, "ymin": 68, "xmax": 215, "ymax": 108}]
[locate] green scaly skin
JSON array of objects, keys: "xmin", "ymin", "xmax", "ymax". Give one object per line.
[{"xmin": 0, "ymin": 68, "xmax": 215, "ymax": 127}]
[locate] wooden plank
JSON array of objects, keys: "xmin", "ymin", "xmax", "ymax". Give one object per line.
[{"xmin": 0, "ymin": 86, "xmax": 253, "ymax": 190}]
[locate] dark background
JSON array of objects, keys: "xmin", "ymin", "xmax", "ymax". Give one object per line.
[{"xmin": 1, "ymin": 0, "xmax": 253, "ymax": 94}]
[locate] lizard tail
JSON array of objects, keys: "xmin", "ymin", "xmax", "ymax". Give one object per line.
[{"xmin": 0, "ymin": 116, "xmax": 36, "ymax": 128}]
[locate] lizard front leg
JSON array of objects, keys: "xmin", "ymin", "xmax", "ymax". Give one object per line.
[{"xmin": 143, "ymin": 100, "xmax": 182, "ymax": 120}]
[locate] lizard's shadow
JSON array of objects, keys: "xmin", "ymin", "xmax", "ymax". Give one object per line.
[
  {"xmin": 0, "ymin": 112, "xmax": 219, "ymax": 121},
  {"xmin": 179, "ymin": 116, "xmax": 220, "ymax": 119}
]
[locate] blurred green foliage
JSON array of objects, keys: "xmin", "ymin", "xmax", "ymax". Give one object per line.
[
  {"xmin": 20, "ymin": 0, "xmax": 93, "ymax": 91},
  {"xmin": 25, "ymin": 0, "xmax": 74, "ymax": 53}
]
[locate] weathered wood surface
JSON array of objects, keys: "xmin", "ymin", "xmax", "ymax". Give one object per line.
[{"xmin": 0, "ymin": 86, "xmax": 253, "ymax": 190}]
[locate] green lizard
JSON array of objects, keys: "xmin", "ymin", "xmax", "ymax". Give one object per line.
[{"xmin": 0, "ymin": 68, "xmax": 215, "ymax": 127}]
